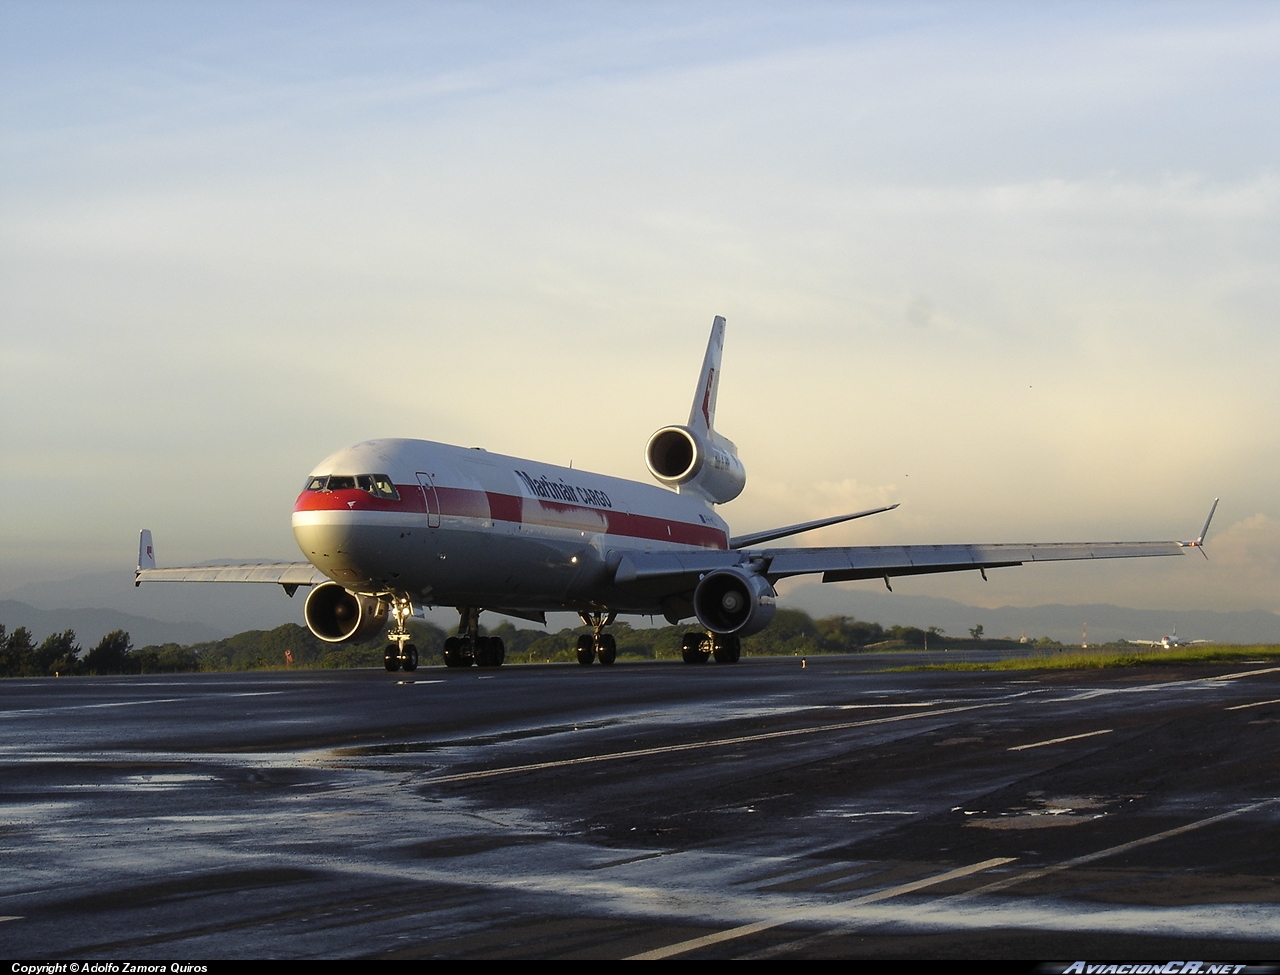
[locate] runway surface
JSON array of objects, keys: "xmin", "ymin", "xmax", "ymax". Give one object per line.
[{"xmin": 2, "ymin": 654, "xmax": 1279, "ymax": 959}]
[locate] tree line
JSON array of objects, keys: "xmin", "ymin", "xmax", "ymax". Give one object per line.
[
  {"xmin": 0, "ymin": 611, "xmax": 1046, "ymax": 677},
  {"xmin": 0, "ymin": 625, "xmax": 199, "ymax": 677}
]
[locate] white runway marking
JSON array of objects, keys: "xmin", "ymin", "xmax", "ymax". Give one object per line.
[
  {"xmin": 1212, "ymin": 666, "xmax": 1280, "ymax": 682},
  {"xmin": 834, "ymin": 701, "xmax": 947, "ymax": 710},
  {"xmin": 417, "ymin": 703, "xmax": 1001, "ymax": 786},
  {"xmin": 1008, "ymin": 729, "xmax": 1113, "ymax": 751},
  {"xmin": 626, "ymin": 857, "xmax": 1015, "ymax": 959},
  {"xmin": 950, "ymin": 797, "xmax": 1280, "ymax": 900},
  {"xmin": 1044, "ymin": 665, "xmax": 1280, "ymax": 705},
  {"xmin": 1227, "ymin": 698, "xmax": 1280, "ymax": 711},
  {"xmin": 0, "ymin": 698, "xmax": 186, "ymax": 716},
  {"xmin": 747, "ymin": 797, "xmax": 1280, "ymax": 957}
]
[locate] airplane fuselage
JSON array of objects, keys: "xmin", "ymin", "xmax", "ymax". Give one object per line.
[{"xmin": 291, "ymin": 438, "xmax": 729, "ymax": 615}]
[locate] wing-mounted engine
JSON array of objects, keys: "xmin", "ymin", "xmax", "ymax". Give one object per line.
[
  {"xmin": 304, "ymin": 581, "xmax": 388, "ymax": 643},
  {"xmin": 645, "ymin": 315, "xmax": 746, "ymax": 504},
  {"xmin": 645, "ymin": 425, "xmax": 746, "ymax": 503},
  {"xmin": 693, "ymin": 567, "xmax": 776, "ymax": 636}
]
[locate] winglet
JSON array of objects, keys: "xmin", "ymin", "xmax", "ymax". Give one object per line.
[
  {"xmin": 687, "ymin": 316, "xmax": 726, "ymax": 437},
  {"xmin": 136, "ymin": 529, "xmax": 156, "ymax": 586},
  {"xmin": 1178, "ymin": 498, "xmax": 1218, "ymax": 558}
]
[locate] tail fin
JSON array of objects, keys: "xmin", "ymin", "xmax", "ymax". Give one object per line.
[{"xmin": 687, "ymin": 316, "xmax": 726, "ymax": 437}]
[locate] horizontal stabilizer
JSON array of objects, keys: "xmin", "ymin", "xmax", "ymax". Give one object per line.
[{"xmin": 729, "ymin": 504, "xmax": 899, "ymax": 549}]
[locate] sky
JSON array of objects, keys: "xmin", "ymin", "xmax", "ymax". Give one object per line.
[{"xmin": 2, "ymin": 1, "xmax": 1279, "ymax": 616}]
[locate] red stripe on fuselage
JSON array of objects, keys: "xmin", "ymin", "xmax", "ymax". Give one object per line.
[
  {"xmin": 294, "ymin": 485, "xmax": 728, "ymax": 549},
  {"xmin": 293, "ymin": 489, "xmax": 407, "ymax": 513}
]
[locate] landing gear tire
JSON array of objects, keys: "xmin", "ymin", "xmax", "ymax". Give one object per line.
[
  {"xmin": 576, "ymin": 634, "xmax": 596, "ymax": 666},
  {"xmin": 443, "ymin": 636, "xmax": 472, "ymax": 668},
  {"xmin": 476, "ymin": 636, "xmax": 506, "ymax": 668},
  {"xmin": 399, "ymin": 644, "xmax": 418, "ymax": 671},
  {"xmin": 713, "ymin": 634, "xmax": 741, "ymax": 664},
  {"xmin": 681, "ymin": 632, "xmax": 711, "ymax": 664},
  {"xmin": 384, "ymin": 645, "xmax": 401, "ymax": 672},
  {"xmin": 597, "ymin": 633, "xmax": 617, "ymax": 666}
]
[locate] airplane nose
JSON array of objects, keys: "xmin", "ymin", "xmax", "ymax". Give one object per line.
[{"xmin": 292, "ymin": 515, "xmax": 376, "ymax": 584}]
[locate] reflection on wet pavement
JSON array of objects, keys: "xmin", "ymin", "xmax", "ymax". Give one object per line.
[{"xmin": 1, "ymin": 657, "xmax": 1279, "ymax": 957}]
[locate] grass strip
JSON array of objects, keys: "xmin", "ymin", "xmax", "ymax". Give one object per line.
[{"xmin": 888, "ymin": 644, "xmax": 1280, "ymax": 672}]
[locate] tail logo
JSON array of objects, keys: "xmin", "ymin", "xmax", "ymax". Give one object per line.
[{"xmin": 701, "ymin": 368, "xmax": 715, "ymax": 428}]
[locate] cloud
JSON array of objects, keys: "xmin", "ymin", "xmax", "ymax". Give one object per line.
[{"xmin": 1, "ymin": 3, "xmax": 1278, "ymax": 615}]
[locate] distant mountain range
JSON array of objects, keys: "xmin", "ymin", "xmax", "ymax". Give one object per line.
[
  {"xmin": 2, "ymin": 569, "xmax": 302, "ymax": 635},
  {"xmin": 4, "ymin": 570, "xmax": 1279, "ymax": 647},
  {"xmin": 0, "ymin": 600, "xmax": 226, "ymax": 648},
  {"xmin": 779, "ymin": 582, "xmax": 1280, "ymax": 645}
]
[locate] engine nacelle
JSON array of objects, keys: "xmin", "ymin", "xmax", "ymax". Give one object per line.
[
  {"xmin": 645, "ymin": 425, "xmax": 746, "ymax": 504},
  {"xmin": 693, "ymin": 567, "xmax": 777, "ymax": 636},
  {"xmin": 304, "ymin": 581, "xmax": 388, "ymax": 644}
]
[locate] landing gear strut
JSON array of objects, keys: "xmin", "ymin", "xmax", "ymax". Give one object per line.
[
  {"xmin": 443, "ymin": 607, "xmax": 505, "ymax": 669},
  {"xmin": 576, "ymin": 611, "xmax": 617, "ymax": 666},
  {"xmin": 681, "ymin": 631, "xmax": 739, "ymax": 664},
  {"xmin": 383, "ymin": 594, "xmax": 418, "ymax": 672}
]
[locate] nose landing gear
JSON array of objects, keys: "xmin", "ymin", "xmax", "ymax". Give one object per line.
[{"xmin": 384, "ymin": 594, "xmax": 419, "ymax": 672}]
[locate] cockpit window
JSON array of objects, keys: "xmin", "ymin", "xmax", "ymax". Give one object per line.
[
  {"xmin": 304, "ymin": 473, "xmax": 399, "ymax": 499},
  {"xmin": 368, "ymin": 474, "xmax": 400, "ymax": 500}
]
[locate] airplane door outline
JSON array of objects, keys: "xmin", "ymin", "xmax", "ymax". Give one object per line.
[{"xmin": 416, "ymin": 472, "xmax": 441, "ymax": 528}]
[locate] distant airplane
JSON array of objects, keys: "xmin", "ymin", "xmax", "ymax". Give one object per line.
[
  {"xmin": 136, "ymin": 318, "xmax": 1217, "ymax": 672},
  {"xmin": 1129, "ymin": 629, "xmax": 1211, "ymax": 650}
]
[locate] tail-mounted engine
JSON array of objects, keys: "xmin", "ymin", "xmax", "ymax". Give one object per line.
[
  {"xmin": 645, "ymin": 425, "xmax": 746, "ymax": 504},
  {"xmin": 693, "ymin": 567, "xmax": 777, "ymax": 636},
  {"xmin": 304, "ymin": 581, "xmax": 388, "ymax": 643}
]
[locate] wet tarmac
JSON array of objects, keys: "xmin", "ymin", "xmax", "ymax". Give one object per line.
[{"xmin": 2, "ymin": 654, "xmax": 1280, "ymax": 959}]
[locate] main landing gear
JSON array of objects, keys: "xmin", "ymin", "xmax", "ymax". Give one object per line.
[
  {"xmin": 681, "ymin": 631, "xmax": 740, "ymax": 664},
  {"xmin": 576, "ymin": 611, "xmax": 617, "ymax": 666},
  {"xmin": 383, "ymin": 594, "xmax": 419, "ymax": 672},
  {"xmin": 442, "ymin": 606, "xmax": 505, "ymax": 669},
  {"xmin": 569, "ymin": 610, "xmax": 740, "ymax": 667}
]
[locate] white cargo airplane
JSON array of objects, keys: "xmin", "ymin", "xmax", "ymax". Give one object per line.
[{"xmin": 136, "ymin": 318, "xmax": 1216, "ymax": 672}]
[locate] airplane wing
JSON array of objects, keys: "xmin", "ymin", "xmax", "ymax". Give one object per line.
[
  {"xmin": 613, "ymin": 539, "xmax": 1184, "ymax": 598},
  {"xmin": 133, "ymin": 530, "xmax": 326, "ymax": 592},
  {"xmin": 135, "ymin": 563, "xmax": 327, "ymax": 585},
  {"xmin": 616, "ymin": 500, "xmax": 1217, "ymax": 599}
]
